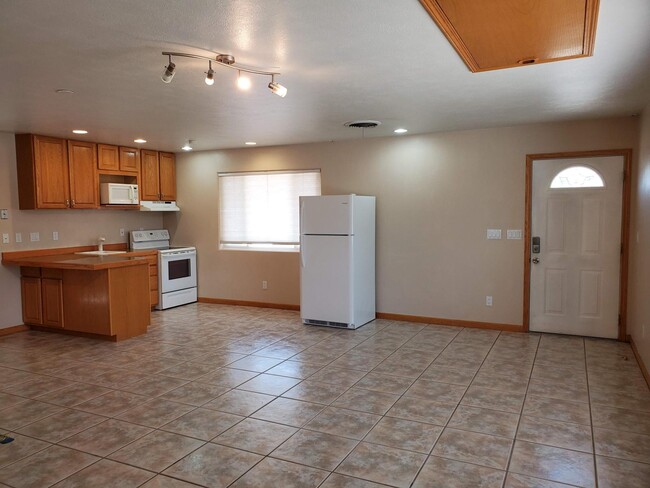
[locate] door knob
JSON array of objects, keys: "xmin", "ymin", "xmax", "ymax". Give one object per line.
[{"xmin": 532, "ymin": 257, "xmax": 540, "ymax": 264}]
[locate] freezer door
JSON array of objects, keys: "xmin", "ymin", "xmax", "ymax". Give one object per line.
[
  {"xmin": 300, "ymin": 195, "xmax": 353, "ymax": 235},
  {"xmin": 300, "ymin": 235, "xmax": 353, "ymax": 325}
]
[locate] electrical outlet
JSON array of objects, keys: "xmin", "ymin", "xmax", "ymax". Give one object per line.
[
  {"xmin": 52, "ymin": 231, "xmax": 59, "ymax": 241},
  {"xmin": 507, "ymin": 229, "xmax": 522, "ymax": 240},
  {"xmin": 262, "ymin": 280, "xmax": 268, "ymax": 290},
  {"xmin": 120, "ymin": 228, "xmax": 125, "ymax": 237},
  {"xmin": 15, "ymin": 233, "xmax": 22, "ymax": 243},
  {"xmin": 30, "ymin": 232, "xmax": 40, "ymax": 242},
  {"xmin": 0, "ymin": 209, "xmax": 8, "ymax": 220},
  {"xmin": 486, "ymin": 295, "xmax": 493, "ymax": 307},
  {"xmin": 2, "ymin": 233, "xmax": 8, "ymax": 244},
  {"xmin": 487, "ymin": 229, "xmax": 502, "ymax": 240}
]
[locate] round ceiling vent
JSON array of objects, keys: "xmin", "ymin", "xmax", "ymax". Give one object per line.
[{"xmin": 344, "ymin": 120, "xmax": 381, "ymax": 128}]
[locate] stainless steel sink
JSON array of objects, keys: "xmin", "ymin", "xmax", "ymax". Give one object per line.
[{"xmin": 76, "ymin": 250, "xmax": 128, "ymax": 256}]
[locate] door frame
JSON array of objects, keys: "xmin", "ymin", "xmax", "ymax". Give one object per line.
[{"xmin": 523, "ymin": 149, "xmax": 633, "ymax": 340}]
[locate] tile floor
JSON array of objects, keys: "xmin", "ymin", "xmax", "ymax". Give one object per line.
[{"xmin": 0, "ymin": 303, "xmax": 649, "ymax": 487}]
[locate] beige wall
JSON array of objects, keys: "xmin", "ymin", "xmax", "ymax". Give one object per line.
[
  {"xmin": 165, "ymin": 117, "xmax": 639, "ymax": 327},
  {"xmin": 0, "ymin": 132, "xmax": 163, "ymax": 329},
  {"xmin": 628, "ymin": 104, "xmax": 650, "ymax": 368}
]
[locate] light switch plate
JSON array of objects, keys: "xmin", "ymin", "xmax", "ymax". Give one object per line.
[
  {"xmin": 30, "ymin": 232, "xmax": 40, "ymax": 242},
  {"xmin": 15, "ymin": 233, "xmax": 22, "ymax": 243},
  {"xmin": 120, "ymin": 228, "xmax": 125, "ymax": 237},
  {"xmin": 507, "ymin": 229, "xmax": 522, "ymax": 240},
  {"xmin": 52, "ymin": 231, "xmax": 59, "ymax": 241},
  {"xmin": 0, "ymin": 209, "xmax": 8, "ymax": 220},
  {"xmin": 2, "ymin": 233, "xmax": 8, "ymax": 244},
  {"xmin": 487, "ymin": 229, "xmax": 502, "ymax": 240}
]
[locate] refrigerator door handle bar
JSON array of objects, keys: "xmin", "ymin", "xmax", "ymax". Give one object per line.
[{"xmin": 300, "ymin": 235, "xmax": 305, "ymax": 268}]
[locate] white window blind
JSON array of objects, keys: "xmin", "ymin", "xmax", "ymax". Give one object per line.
[{"xmin": 219, "ymin": 169, "xmax": 321, "ymax": 251}]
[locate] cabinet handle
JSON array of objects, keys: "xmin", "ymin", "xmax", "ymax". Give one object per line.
[
  {"xmin": 71, "ymin": 200, "xmax": 76, "ymax": 207},
  {"xmin": 66, "ymin": 199, "xmax": 70, "ymax": 207}
]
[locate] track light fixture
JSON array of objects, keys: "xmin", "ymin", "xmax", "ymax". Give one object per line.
[
  {"xmin": 181, "ymin": 140, "xmax": 194, "ymax": 151},
  {"xmin": 268, "ymin": 74, "xmax": 287, "ymax": 98},
  {"xmin": 160, "ymin": 51, "xmax": 286, "ymax": 97},
  {"xmin": 205, "ymin": 61, "xmax": 215, "ymax": 86},
  {"xmin": 161, "ymin": 55, "xmax": 176, "ymax": 83}
]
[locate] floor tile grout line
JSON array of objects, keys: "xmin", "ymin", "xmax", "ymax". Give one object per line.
[
  {"xmin": 502, "ymin": 333, "xmax": 541, "ymax": 488},
  {"xmin": 381, "ymin": 326, "xmax": 499, "ymax": 487},
  {"xmin": 585, "ymin": 339, "xmax": 600, "ymax": 488}
]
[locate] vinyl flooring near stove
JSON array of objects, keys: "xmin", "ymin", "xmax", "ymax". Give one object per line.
[{"xmin": 0, "ymin": 303, "xmax": 649, "ymax": 487}]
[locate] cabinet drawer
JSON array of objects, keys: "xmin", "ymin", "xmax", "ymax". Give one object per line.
[
  {"xmin": 21, "ymin": 267, "xmax": 41, "ymax": 278},
  {"xmin": 42, "ymin": 269, "xmax": 63, "ymax": 279}
]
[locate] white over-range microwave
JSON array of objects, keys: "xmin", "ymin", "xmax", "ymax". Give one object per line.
[{"xmin": 100, "ymin": 183, "xmax": 139, "ymax": 205}]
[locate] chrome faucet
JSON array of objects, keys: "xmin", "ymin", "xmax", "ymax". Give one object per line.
[{"xmin": 98, "ymin": 237, "xmax": 106, "ymax": 252}]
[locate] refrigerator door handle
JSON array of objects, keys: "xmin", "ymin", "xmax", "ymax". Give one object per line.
[{"xmin": 300, "ymin": 235, "xmax": 305, "ymax": 268}]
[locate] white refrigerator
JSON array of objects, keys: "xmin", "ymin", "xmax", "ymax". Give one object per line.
[{"xmin": 299, "ymin": 194, "xmax": 376, "ymax": 329}]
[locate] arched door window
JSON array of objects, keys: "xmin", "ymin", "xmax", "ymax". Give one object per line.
[{"xmin": 550, "ymin": 165, "xmax": 605, "ymax": 189}]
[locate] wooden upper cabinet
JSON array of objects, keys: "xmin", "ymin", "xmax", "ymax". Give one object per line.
[
  {"xmin": 68, "ymin": 140, "xmax": 99, "ymax": 208},
  {"xmin": 97, "ymin": 144, "xmax": 120, "ymax": 171},
  {"xmin": 21, "ymin": 135, "xmax": 71, "ymax": 209},
  {"xmin": 141, "ymin": 149, "xmax": 161, "ymax": 201},
  {"xmin": 159, "ymin": 152, "xmax": 176, "ymax": 201},
  {"xmin": 119, "ymin": 147, "xmax": 140, "ymax": 173}
]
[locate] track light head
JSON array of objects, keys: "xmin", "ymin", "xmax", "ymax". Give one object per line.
[
  {"xmin": 161, "ymin": 56, "xmax": 176, "ymax": 83},
  {"xmin": 181, "ymin": 140, "xmax": 193, "ymax": 151},
  {"xmin": 268, "ymin": 75, "xmax": 287, "ymax": 97},
  {"xmin": 237, "ymin": 71, "xmax": 251, "ymax": 90},
  {"xmin": 205, "ymin": 69, "xmax": 214, "ymax": 86},
  {"xmin": 205, "ymin": 61, "xmax": 215, "ymax": 86}
]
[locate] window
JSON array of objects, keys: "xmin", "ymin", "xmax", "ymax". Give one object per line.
[
  {"xmin": 219, "ymin": 169, "xmax": 321, "ymax": 251},
  {"xmin": 550, "ymin": 166, "xmax": 605, "ymax": 189}
]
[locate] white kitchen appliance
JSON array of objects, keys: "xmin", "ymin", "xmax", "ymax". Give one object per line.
[
  {"xmin": 299, "ymin": 194, "xmax": 376, "ymax": 329},
  {"xmin": 100, "ymin": 183, "xmax": 139, "ymax": 205},
  {"xmin": 139, "ymin": 201, "xmax": 180, "ymax": 212},
  {"xmin": 130, "ymin": 229, "xmax": 197, "ymax": 310}
]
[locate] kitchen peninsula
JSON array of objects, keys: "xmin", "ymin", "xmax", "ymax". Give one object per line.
[{"xmin": 2, "ymin": 248, "xmax": 152, "ymax": 341}]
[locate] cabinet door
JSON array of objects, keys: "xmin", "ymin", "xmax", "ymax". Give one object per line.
[
  {"xmin": 119, "ymin": 147, "xmax": 140, "ymax": 173},
  {"xmin": 21, "ymin": 277, "xmax": 43, "ymax": 325},
  {"xmin": 68, "ymin": 141, "xmax": 98, "ymax": 208},
  {"xmin": 97, "ymin": 144, "xmax": 119, "ymax": 171},
  {"xmin": 42, "ymin": 279, "xmax": 64, "ymax": 328},
  {"xmin": 33, "ymin": 135, "xmax": 70, "ymax": 208},
  {"xmin": 159, "ymin": 152, "xmax": 176, "ymax": 201},
  {"xmin": 141, "ymin": 150, "xmax": 160, "ymax": 200}
]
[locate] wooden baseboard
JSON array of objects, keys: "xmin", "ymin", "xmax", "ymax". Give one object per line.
[
  {"xmin": 628, "ymin": 334, "xmax": 650, "ymax": 388},
  {"xmin": 198, "ymin": 297, "xmax": 300, "ymax": 311},
  {"xmin": 376, "ymin": 312, "xmax": 524, "ymax": 332},
  {"xmin": 0, "ymin": 324, "xmax": 30, "ymax": 336},
  {"xmin": 197, "ymin": 298, "xmax": 522, "ymax": 332}
]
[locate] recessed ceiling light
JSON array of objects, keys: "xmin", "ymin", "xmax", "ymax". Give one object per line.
[
  {"xmin": 394, "ymin": 128, "xmax": 408, "ymax": 134},
  {"xmin": 245, "ymin": 142, "xmax": 257, "ymax": 146},
  {"xmin": 55, "ymin": 89, "xmax": 74, "ymax": 94},
  {"xmin": 72, "ymin": 129, "xmax": 88, "ymax": 135},
  {"xmin": 134, "ymin": 138, "xmax": 147, "ymax": 144},
  {"xmin": 181, "ymin": 140, "xmax": 193, "ymax": 151}
]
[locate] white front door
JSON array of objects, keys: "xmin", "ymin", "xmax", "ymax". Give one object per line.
[{"xmin": 530, "ymin": 156, "xmax": 624, "ymax": 338}]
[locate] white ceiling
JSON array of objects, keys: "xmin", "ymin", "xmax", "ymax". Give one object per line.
[{"xmin": 1, "ymin": 0, "xmax": 649, "ymax": 152}]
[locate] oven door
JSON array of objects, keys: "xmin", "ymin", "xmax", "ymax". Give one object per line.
[{"xmin": 160, "ymin": 250, "xmax": 197, "ymax": 293}]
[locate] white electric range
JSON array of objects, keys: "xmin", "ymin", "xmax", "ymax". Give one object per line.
[{"xmin": 130, "ymin": 229, "xmax": 197, "ymax": 310}]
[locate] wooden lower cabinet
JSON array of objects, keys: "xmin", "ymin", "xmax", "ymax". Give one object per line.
[
  {"xmin": 41, "ymin": 278, "xmax": 64, "ymax": 328},
  {"xmin": 19, "ymin": 263, "xmax": 150, "ymax": 340},
  {"xmin": 21, "ymin": 276, "xmax": 43, "ymax": 325}
]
